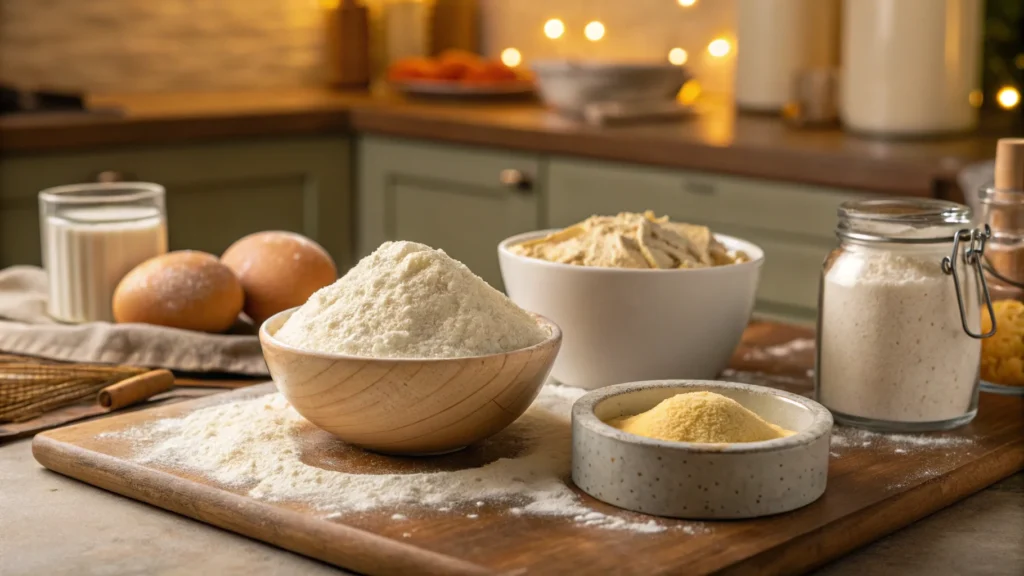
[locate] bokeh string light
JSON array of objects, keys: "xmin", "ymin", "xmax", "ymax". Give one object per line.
[
  {"xmin": 708, "ymin": 38, "xmax": 731, "ymax": 58},
  {"xmin": 501, "ymin": 48, "xmax": 522, "ymax": 68},
  {"xmin": 584, "ymin": 21, "xmax": 606, "ymax": 42},
  {"xmin": 997, "ymin": 86, "xmax": 1020, "ymax": 109},
  {"xmin": 544, "ymin": 18, "xmax": 565, "ymax": 40}
]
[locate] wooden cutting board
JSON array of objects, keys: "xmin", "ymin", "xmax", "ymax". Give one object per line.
[{"xmin": 31, "ymin": 327, "xmax": 1024, "ymax": 576}]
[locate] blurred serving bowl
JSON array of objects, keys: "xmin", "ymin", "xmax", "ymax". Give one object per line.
[
  {"xmin": 260, "ymin": 307, "xmax": 562, "ymax": 455},
  {"xmin": 530, "ymin": 60, "xmax": 689, "ymax": 116},
  {"xmin": 498, "ymin": 231, "xmax": 764, "ymax": 390}
]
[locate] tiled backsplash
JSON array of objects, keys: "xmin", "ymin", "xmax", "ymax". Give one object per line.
[
  {"xmin": 1, "ymin": 0, "xmax": 736, "ymax": 94},
  {"xmin": 0, "ymin": 0, "xmax": 329, "ymax": 92}
]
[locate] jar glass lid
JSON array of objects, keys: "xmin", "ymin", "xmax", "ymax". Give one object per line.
[{"xmin": 838, "ymin": 198, "xmax": 972, "ymax": 242}]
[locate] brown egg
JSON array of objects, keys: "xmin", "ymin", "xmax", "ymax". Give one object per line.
[
  {"xmin": 113, "ymin": 251, "xmax": 244, "ymax": 333},
  {"xmin": 221, "ymin": 231, "xmax": 337, "ymax": 325}
]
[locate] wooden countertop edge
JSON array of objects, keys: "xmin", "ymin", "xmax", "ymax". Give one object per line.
[
  {"xmin": 0, "ymin": 110, "xmax": 354, "ymax": 153},
  {"xmin": 348, "ymin": 109, "xmax": 940, "ymax": 195},
  {"xmin": 0, "ymin": 95, "xmax": 985, "ymax": 195}
]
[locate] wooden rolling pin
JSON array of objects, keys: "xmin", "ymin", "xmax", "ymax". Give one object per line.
[{"xmin": 97, "ymin": 369, "xmax": 175, "ymax": 411}]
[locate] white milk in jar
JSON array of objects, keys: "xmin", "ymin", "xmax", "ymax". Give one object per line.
[{"xmin": 39, "ymin": 183, "xmax": 168, "ymax": 323}]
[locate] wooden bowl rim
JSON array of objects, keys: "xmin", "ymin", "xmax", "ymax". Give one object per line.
[{"xmin": 260, "ymin": 306, "xmax": 562, "ymax": 363}]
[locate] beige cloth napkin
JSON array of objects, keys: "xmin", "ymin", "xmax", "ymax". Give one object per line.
[{"xmin": 0, "ymin": 266, "xmax": 269, "ymax": 376}]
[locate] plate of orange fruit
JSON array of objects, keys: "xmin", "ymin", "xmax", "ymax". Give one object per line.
[{"xmin": 388, "ymin": 50, "xmax": 534, "ymax": 96}]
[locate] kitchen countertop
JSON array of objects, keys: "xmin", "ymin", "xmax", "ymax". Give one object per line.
[
  {"xmin": 2, "ymin": 322, "xmax": 1022, "ymax": 576},
  {"xmin": 0, "ymin": 87, "xmax": 1008, "ymax": 196}
]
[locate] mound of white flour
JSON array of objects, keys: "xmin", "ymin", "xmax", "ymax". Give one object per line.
[
  {"xmin": 116, "ymin": 384, "xmax": 682, "ymax": 534},
  {"xmin": 275, "ymin": 241, "xmax": 548, "ymax": 358}
]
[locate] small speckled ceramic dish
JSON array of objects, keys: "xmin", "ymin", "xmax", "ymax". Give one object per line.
[{"xmin": 572, "ymin": 380, "xmax": 833, "ymax": 519}]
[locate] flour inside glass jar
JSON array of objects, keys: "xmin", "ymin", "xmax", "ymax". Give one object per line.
[
  {"xmin": 818, "ymin": 250, "xmax": 981, "ymax": 422},
  {"xmin": 815, "ymin": 199, "xmax": 989, "ymax": 431}
]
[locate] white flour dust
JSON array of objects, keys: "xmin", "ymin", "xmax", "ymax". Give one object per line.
[
  {"xmin": 830, "ymin": 427, "xmax": 973, "ymax": 452},
  {"xmin": 111, "ymin": 384, "xmax": 699, "ymax": 535},
  {"xmin": 741, "ymin": 338, "xmax": 816, "ymax": 361},
  {"xmin": 828, "ymin": 427, "xmax": 973, "ymax": 490},
  {"xmin": 719, "ymin": 368, "xmax": 811, "ymax": 389}
]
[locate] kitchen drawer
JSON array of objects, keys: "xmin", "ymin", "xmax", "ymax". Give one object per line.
[
  {"xmin": 357, "ymin": 136, "xmax": 543, "ymax": 288},
  {"xmin": 0, "ymin": 137, "xmax": 351, "ymax": 269},
  {"xmin": 358, "ymin": 136, "xmax": 541, "ymax": 194},
  {"xmin": 547, "ymin": 157, "xmax": 864, "ymax": 240}
]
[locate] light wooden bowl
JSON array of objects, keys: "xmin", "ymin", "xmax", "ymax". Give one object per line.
[{"xmin": 259, "ymin": 307, "xmax": 562, "ymax": 455}]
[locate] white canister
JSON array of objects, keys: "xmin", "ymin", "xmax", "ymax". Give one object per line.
[
  {"xmin": 735, "ymin": 0, "xmax": 840, "ymax": 112},
  {"xmin": 39, "ymin": 182, "xmax": 168, "ymax": 323},
  {"xmin": 840, "ymin": 0, "xmax": 984, "ymax": 137}
]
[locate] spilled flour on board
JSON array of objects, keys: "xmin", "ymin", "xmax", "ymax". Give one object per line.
[
  {"xmin": 828, "ymin": 426, "xmax": 974, "ymax": 490},
  {"xmin": 830, "ymin": 427, "xmax": 974, "ymax": 451},
  {"xmin": 719, "ymin": 369, "xmax": 810, "ymax": 390},
  {"xmin": 108, "ymin": 384, "xmax": 700, "ymax": 535},
  {"xmin": 740, "ymin": 338, "xmax": 816, "ymax": 361}
]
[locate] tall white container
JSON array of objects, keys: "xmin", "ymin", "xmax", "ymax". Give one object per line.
[
  {"xmin": 735, "ymin": 0, "xmax": 840, "ymax": 112},
  {"xmin": 840, "ymin": 0, "xmax": 984, "ymax": 137}
]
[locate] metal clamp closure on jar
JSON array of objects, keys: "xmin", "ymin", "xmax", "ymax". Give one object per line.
[{"xmin": 941, "ymin": 225, "xmax": 997, "ymax": 339}]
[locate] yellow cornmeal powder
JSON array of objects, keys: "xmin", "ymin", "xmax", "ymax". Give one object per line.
[{"xmin": 609, "ymin": 391, "xmax": 793, "ymax": 444}]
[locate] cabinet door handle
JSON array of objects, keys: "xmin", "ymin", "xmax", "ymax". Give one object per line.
[
  {"xmin": 500, "ymin": 169, "xmax": 533, "ymax": 192},
  {"xmin": 683, "ymin": 180, "xmax": 717, "ymax": 195},
  {"xmin": 95, "ymin": 170, "xmax": 133, "ymax": 183}
]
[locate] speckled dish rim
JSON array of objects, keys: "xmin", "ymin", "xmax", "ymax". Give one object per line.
[{"xmin": 572, "ymin": 380, "xmax": 834, "ymax": 454}]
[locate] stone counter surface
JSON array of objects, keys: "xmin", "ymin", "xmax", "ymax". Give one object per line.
[{"xmin": 0, "ymin": 88, "xmax": 1004, "ymax": 196}]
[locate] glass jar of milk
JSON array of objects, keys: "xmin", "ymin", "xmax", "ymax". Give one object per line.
[
  {"xmin": 39, "ymin": 182, "xmax": 168, "ymax": 323},
  {"xmin": 816, "ymin": 199, "xmax": 996, "ymax": 432}
]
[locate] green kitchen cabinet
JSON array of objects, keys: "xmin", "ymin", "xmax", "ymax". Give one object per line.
[
  {"xmin": 357, "ymin": 135, "xmax": 543, "ymax": 288},
  {"xmin": 546, "ymin": 158, "xmax": 866, "ymax": 324},
  {"xmin": 0, "ymin": 136, "xmax": 352, "ymax": 270}
]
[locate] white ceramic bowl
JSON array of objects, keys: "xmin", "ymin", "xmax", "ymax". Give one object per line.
[
  {"xmin": 531, "ymin": 60, "xmax": 690, "ymax": 116},
  {"xmin": 572, "ymin": 380, "xmax": 832, "ymax": 519},
  {"xmin": 498, "ymin": 230, "xmax": 764, "ymax": 390}
]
